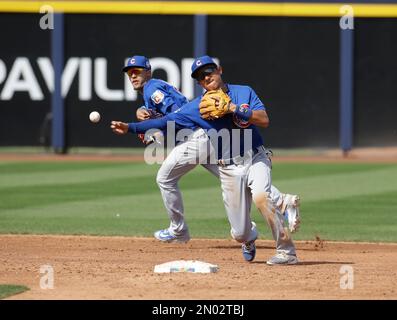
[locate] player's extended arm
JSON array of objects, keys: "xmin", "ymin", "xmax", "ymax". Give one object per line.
[
  {"xmin": 228, "ymin": 103, "xmax": 270, "ymax": 128},
  {"xmin": 111, "ymin": 116, "xmax": 169, "ymax": 135}
]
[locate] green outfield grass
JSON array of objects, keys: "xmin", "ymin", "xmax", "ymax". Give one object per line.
[
  {"xmin": 0, "ymin": 285, "xmax": 29, "ymax": 299},
  {"xmin": 0, "ymin": 161, "xmax": 396, "ymax": 242}
]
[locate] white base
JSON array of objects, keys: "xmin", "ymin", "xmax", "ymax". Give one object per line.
[{"xmin": 154, "ymin": 260, "xmax": 219, "ymax": 273}]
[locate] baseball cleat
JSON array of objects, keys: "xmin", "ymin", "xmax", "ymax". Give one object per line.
[
  {"xmin": 284, "ymin": 194, "xmax": 301, "ymax": 233},
  {"xmin": 242, "ymin": 241, "xmax": 256, "ymax": 262},
  {"xmin": 266, "ymin": 252, "xmax": 299, "ymax": 265},
  {"xmin": 154, "ymin": 229, "xmax": 190, "ymax": 243}
]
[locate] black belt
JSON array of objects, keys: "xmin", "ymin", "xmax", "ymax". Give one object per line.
[{"xmin": 217, "ymin": 146, "xmax": 272, "ymax": 167}]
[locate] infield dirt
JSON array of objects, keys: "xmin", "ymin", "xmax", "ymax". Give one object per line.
[{"xmin": 1, "ymin": 235, "xmax": 396, "ymax": 300}]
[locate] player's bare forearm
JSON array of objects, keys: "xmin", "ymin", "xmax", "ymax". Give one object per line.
[{"xmin": 248, "ymin": 110, "xmax": 269, "ymax": 128}]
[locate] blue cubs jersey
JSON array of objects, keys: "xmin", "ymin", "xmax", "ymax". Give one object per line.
[
  {"xmin": 129, "ymin": 84, "xmax": 266, "ymax": 159},
  {"xmin": 143, "ymin": 78, "xmax": 188, "ymax": 115}
]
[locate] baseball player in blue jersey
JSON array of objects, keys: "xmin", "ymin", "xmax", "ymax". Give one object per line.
[
  {"xmin": 122, "ymin": 55, "xmax": 219, "ymax": 243},
  {"xmin": 122, "ymin": 55, "xmax": 187, "ymax": 138},
  {"xmin": 112, "ymin": 56, "xmax": 300, "ymax": 265},
  {"xmin": 121, "ymin": 55, "xmax": 300, "ymax": 246}
]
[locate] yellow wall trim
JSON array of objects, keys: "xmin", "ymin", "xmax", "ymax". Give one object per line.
[{"xmin": 1, "ymin": 1, "xmax": 397, "ymax": 18}]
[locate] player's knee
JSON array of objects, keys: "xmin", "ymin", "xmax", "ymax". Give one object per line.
[
  {"xmin": 156, "ymin": 171, "xmax": 178, "ymax": 189},
  {"xmin": 252, "ymin": 192, "xmax": 271, "ymax": 208},
  {"xmin": 156, "ymin": 172, "xmax": 168, "ymax": 188}
]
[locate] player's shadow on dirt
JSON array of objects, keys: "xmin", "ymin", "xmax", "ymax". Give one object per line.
[
  {"xmin": 251, "ymin": 261, "xmax": 354, "ymax": 266},
  {"xmin": 210, "ymin": 245, "xmax": 330, "ymax": 251},
  {"xmin": 297, "ymin": 261, "xmax": 354, "ymax": 266},
  {"xmin": 210, "ymin": 245, "xmax": 275, "ymax": 250}
]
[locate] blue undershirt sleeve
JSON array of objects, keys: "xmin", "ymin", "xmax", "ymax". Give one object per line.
[{"xmin": 127, "ymin": 117, "xmax": 169, "ymax": 134}]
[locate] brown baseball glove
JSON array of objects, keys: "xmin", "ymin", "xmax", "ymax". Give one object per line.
[{"xmin": 199, "ymin": 89, "xmax": 232, "ymax": 120}]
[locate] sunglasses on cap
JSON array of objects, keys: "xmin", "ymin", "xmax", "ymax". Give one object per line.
[
  {"xmin": 126, "ymin": 67, "xmax": 145, "ymax": 77},
  {"xmin": 195, "ymin": 66, "xmax": 217, "ymax": 81}
]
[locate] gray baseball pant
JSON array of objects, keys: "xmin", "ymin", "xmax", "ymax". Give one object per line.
[
  {"xmin": 218, "ymin": 147, "xmax": 296, "ymax": 255},
  {"xmin": 156, "ymin": 129, "xmax": 286, "ymax": 241}
]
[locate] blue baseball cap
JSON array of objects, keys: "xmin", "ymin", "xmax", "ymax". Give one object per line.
[
  {"xmin": 191, "ymin": 55, "xmax": 218, "ymax": 78},
  {"xmin": 122, "ymin": 55, "xmax": 151, "ymax": 72}
]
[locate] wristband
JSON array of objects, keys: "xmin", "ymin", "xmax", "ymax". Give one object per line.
[{"xmin": 233, "ymin": 104, "xmax": 253, "ymax": 121}]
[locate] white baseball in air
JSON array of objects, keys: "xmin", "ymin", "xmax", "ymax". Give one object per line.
[{"xmin": 89, "ymin": 111, "xmax": 101, "ymax": 123}]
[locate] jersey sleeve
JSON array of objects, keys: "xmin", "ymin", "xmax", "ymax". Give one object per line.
[
  {"xmin": 248, "ymin": 87, "xmax": 266, "ymax": 111},
  {"xmin": 144, "ymin": 81, "xmax": 179, "ymax": 115},
  {"xmin": 128, "ymin": 116, "xmax": 169, "ymax": 133},
  {"xmin": 161, "ymin": 95, "xmax": 181, "ymax": 114},
  {"xmin": 143, "ymin": 86, "xmax": 165, "ymax": 113},
  {"xmin": 127, "ymin": 109, "xmax": 197, "ymax": 134}
]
